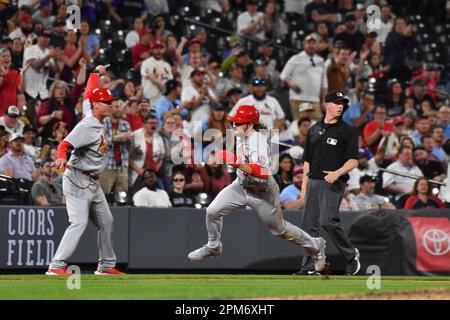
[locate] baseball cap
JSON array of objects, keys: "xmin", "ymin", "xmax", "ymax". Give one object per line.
[
  {"xmin": 304, "ymin": 33, "xmax": 318, "ymax": 42},
  {"xmin": 325, "ymin": 91, "xmax": 349, "ymax": 104},
  {"xmin": 19, "ymin": 13, "xmax": 33, "ymax": 24},
  {"xmin": 345, "ymin": 13, "xmax": 357, "ymax": 22},
  {"xmin": 89, "ymin": 88, "xmax": 117, "ymax": 103},
  {"xmin": 246, "ymin": 0, "xmax": 258, "ymax": 5},
  {"xmin": 188, "ymin": 38, "xmax": 201, "ymax": 47},
  {"xmin": 359, "ymin": 175, "xmax": 376, "ymax": 184},
  {"xmin": 23, "ymin": 125, "xmax": 37, "ymax": 133},
  {"xmin": 412, "ymin": 78, "xmax": 427, "ymax": 86},
  {"xmin": 190, "ymin": 69, "xmax": 205, "ymax": 77},
  {"xmin": 299, "ymin": 102, "xmax": 314, "ymax": 113},
  {"xmin": 164, "ymin": 79, "xmax": 181, "ymax": 94},
  {"xmin": 9, "ymin": 133, "xmax": 24, "ymax": 143},
  {"xmin": 293, "ymin": 166, "xmax": 304, "ymax": 177},
  {"xmin": 40, "ymin": 0, "xmax": 51, "ymax": 7},
  {"xmin": 227, "ymin": 87, "xmax": 243, "ymax": 97},
  {"xmin": 251, "ymin": 78, "xmax": 266, "ymax": 86},
  {"xmin": 150, "ymin": 39, "xmax": 165, "ymax": 49},
  {"xmin": 139, "ymin": 28, "xmax": 152, "ymax": 37},
  {"xmin": 7, "ymin": 106, "xmax": 20, "ymax": 117},
  {"xmin": 36, "ymin": 28, "xmax": 51, "ymax": 37},
  {"xmin": 357, "ymin": 148, "xmax": 372, "ymax": 159},
  {"xmin": 211, "ymin": 103, "xmax": 226, "ymax": 111},
  {"xmin": 392, "ymin": 116, "xmax": 404, "ymax": 126},
  {"xmin": 254, "ymin": 59, "xmax": 267, "ymax": 67}
]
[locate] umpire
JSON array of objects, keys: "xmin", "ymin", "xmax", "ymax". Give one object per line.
[{"xmin": 295, "ymin": 91, "xmax": 360, "ymax": 275}]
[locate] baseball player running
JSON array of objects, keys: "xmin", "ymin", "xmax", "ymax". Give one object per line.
[
  {"xmin": 46, "ymin": 65, "xmax": 124, "ymax": 275},
  {"xmin": 188, "ymin": 105, "xmax": 328, "ymax": 273}
]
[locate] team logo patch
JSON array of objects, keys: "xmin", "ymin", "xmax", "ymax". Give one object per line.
[
  {"xmin": 98, "ymin": 135, "xmax": 109, "ymax": 154},
  {"xmin": 326, "ymin": 138, "xmax": 338, "ymax": 145},
  {"xmin": 258, "ymin": 155, "xmax": 267, "ymax": 165}
]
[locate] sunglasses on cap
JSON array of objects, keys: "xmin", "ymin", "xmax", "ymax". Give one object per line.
[{"xmin": 252, "ymin": 79, "xmax": 266, "ymax": 86}]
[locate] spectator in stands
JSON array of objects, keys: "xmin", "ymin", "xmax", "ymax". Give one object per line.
[
  {"xmin": 288, "ymin": 103, "xmax": 317, "ymax": 137},
  {"xmin": 0, "ymin": 127, "xmax": 8, "ymax": 159},
  {"xmin": 132, "ymin": 169, "xmax": 171, "ymax": 207},
  {"xmin": 78, "ymin": 21, "xmax": 100, "ymax": 60},
  {"xmin": 422, "ymin": 134, "xmax": 448, "ymax": 166},
  {"xmin": 237, "ymin": 0, "xmax": 264, "ymax": 40},
  {"xmin": 155, "ymin": 79, "xmax": 189, "ymax": 126},
  {"xmin": 9, "ymin": 12, "xmax": 35, "ymax": 48},
  {"xmin": 0, "ymin": 133, "xmax": 40, "ymax": 182},
  {"xmin": 164, "ymin": 34, "xmax": 179, "ymax": 72},
  {"xmin": 360, "ymin": 31, "xmax": 381, "ymax": 57},
  {"xmin": 107, "ymin": 0, "xmax": 149, "ymax": 25},
  {"xmin": 315, "ymin": 22, "xmax": 332, "ymax": 60},
  {"xmin": 334, "ymin": 13, "xmax": 365, "ymax": 54},
  {"xmin": 0, "ymin": 48, "xmax": 26, "ymax": 117},
  {"xmin": 118, "ymin": 80, "xmax": 143, "ymax": 104},
  {"xmin": 151, "ymin": 13, "xmax": 173, "ymax": 40},
  {"xmin": 202, "ymin": 103, "xmax": 230, "ymax": 139},
  {"xmin": 0, "ymin": 106, "xmax": 25, "ymax": 135},
  {"xmin": 159, "ymin": 114, "xmax": 178, "ymax": 191},
  {"xmin": 141, "ymin": 39, "xmax": 173, "ymax": 106},
  {"xmin": 383, "ymin": 79, "xmax": 405, "ymax": 117},
  {"xmin": 50, "ymin": 121, "xmax": 69, "ymax": 144},
  {"xmin": 409, "ymin": 78, "xmax": 436, "ymax": 117},
  {"xmin": 326, "ymin": 46, "xmax": 353, "ymax": 93},
  {"xmin": 131, "ymin": 27, "xmax": 152, "ymax": 68},
  {"xmin": 281, "ymin": 33, "xmax": 327, "ymax": 121},
  {"xmin": 293, "ymin": 117, "xmax": 311, "ymax": 148},
  {"xmin": 382, "ymin": 145, "xmax": 424, "ymax": 203},
  {"xmin": 181, "ymin": 69, "xmax": 218, "ymax": 123},
  {"xmin": 411, "ymin": 117, "xmax": 431, "ymax": 147},
  {"xmin": 363, "ymin": 104, "xmax": 393, "ymax": 154},
  {"xmin": 99, "ymin": 100, "xmax": 132, "ymax": 194},
  {"xmin": 347, "ymin": 78, "xmax": 368, "ymax": 106},
  {"xmin": 347, "ymin": 149, "xmax": 377, "ymax": 195},
  {"xmin": 215, "ymin": 64, "xmax": 247, "ymax": 102},
  {"xmin": 376, "ymin": 116, "xmax": 404, "ymax": 161},
  {"xmin": 252, "ymin": 58, "xmax": 276, "ymax": 93},
  {"xmin": 305, "ymin": 0, "xmax": 336, "ymax": 24},
  {"xmin": 50, "ymin": 18, "xmax": 66, "ymax": 49},
  {"xmin": 177, "ymin": 41, "xmax": 204, "ymax": 87},
  {"xmin": 224, "ymin": 88, "xmax": 243, "ymax": 112},
  {"xmin": 169, "ymin": 171, "xmax": 195, "ymax": 207},
  {"xmin": 37, "ymin": 75, "xmax": 85, "ymax": 139},
  {"xmin": 183, "ymin": 165, "xmax": 204, "ymax": 196},
  {"xmin": 198, "ymin": 151, "xmax": 232, "ymax": 197},
  {"xmin": 376, "ymin": 5, "xmax": 394, "ymax": 45},
  {"xmin": 31, "ymin": 158, "xmax": 64, "ymax": 206},
  {"xmin": 404, "ymin": 177, "xmax": 446, "ymax": 209},
  {"xmin": 343, "ymin": 90, "xmax": 375, "ymax": 129},
  {"xmin": 61, "ymin": 32, "xmax": 89, "ymax": 82},
  {"xmin": 261, "ymin": 0, "xmax": 287, "ymax": 40},
  {"xmin": 280, "ymin": 166, "xmax": 304, "ymax": 209},
  {"xmin": 23, "ymin": 124, "xmax": 39, "ymax": 161},
  {"xmin": 125, "ymin": 98, "xmax": 151, "ymax": 131},
  {"xmin": 129, "ymin": 114, "xmax": 165, "ymax": 187},
  {"xmin": 9, "ymin": 38, "xmax": 24, "ymax": 71},
  {"xmin": 22, "ymin": 28, "xmax": 60, "ymax": 100},
  {"xmin": 413, "ymin": 146, "xmax": 445, "ymax": 182},
  {"xmin": 125, "ymin": 17, "xmax": 144, "ymax": 48},
  {"xmin": 32, "ymin": 0, "xmax": 55, "ymax": 28},
  {"xmin": 384, "ymin": 17, "xmax": 416, "ymax": 82},
  {"xmin": 437, "ymin": 105, "xmax": 450, "ymax": 138},
  {"xmin": 232, "ymin": 78, "xmax": 284, "ymax": 129},
  {"xmin": 274, "ymin": 153, "xmax": 294, "ymax": 192},
  {"xmin": 354, "ymin": 175, "xmax": 393, "ymax": 210},
  {"xmin": 339, "ymin": 185, "xmax": 360, "ymax": 211}
]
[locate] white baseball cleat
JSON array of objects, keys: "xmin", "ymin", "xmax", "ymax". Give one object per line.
[
  {"xmin": 312, "ymin": 237, "xmax": 327, "ymax": 272},
  {"xmin": 188, "ymin": 244, "xmax": 223, "ymax": 261}
]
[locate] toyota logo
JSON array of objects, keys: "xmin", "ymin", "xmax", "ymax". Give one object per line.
[{"xmin": 422, "ymin": 229, "xmax": 450, "ymax": 256}]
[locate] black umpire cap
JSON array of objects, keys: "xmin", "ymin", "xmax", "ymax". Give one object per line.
[{"xmin": 325, "ymin": 90, "xmax": 349, "ymax": 104}]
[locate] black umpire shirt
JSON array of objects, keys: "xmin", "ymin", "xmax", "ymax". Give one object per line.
[{"xmin": 302, "ymin": 118, "xmax": 358, "ymax": 182}]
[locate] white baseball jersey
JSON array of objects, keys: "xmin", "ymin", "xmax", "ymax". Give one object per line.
[{"xmin": 232, "ymin": 95, "xmax": 285, "ymax": 129}]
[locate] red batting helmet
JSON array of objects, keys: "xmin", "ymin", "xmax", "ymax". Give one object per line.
[
  {"xmin": 227, "ymin": 105, "xmax": 260, "ymax": 123},
  {"xmin": 89, "ymin": 88, "xmax": 117, "ymax": 103}
]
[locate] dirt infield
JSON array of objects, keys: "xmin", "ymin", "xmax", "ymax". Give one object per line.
[{"xmin": 261, "ymin": 287, "xmax": 450, "ymax": 300}]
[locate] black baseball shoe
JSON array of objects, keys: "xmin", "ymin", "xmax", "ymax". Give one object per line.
[{"xmin": 346, "ymin": 248, "xmax": 361, "ymax": 275}]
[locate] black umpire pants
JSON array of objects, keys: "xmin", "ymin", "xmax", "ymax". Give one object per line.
[{"xmin": 301, "ymin": 178, "xmax": 356, "ymax": 271}]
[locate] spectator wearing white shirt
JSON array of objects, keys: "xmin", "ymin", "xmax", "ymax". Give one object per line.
[
  {"xmin": 232, "ymin": 78, "xmax": 284, "ymax": 130},
  {"xmin": 125, "ymin": 17, "xmax": 144, "ymax": 48},
  {"xmin": 376, "ymin": 5, "xmax": 395, "ymax": 45},
  {"xmin": 237, "ymin": 0, "xmax": 265, "ymax": 40},
  {"xmin": 141, "ymin": 39, "xmax": 173, "ymax": 106},
  {"xmin": 133, "ymin": 169, "xmax": 172, "ymax": 207},
  {"xmin": 347, "ymin": 149, "xmax": 377, "ymax": 195},
  {"xmin": 22, "ymin": 29, "xmax": 60, "ymax": 100},
  {"xmin": 181, "ymin": 69, "xmax": 218, "ymax": 123},
  {"xmin": 280, "ymin": 33, "xmax": 327, "ymax": 121},
  {"xmin": 9, "ymin": 13, "xmax": 36, "ymax": 48},
  {"xmin": 354, "ymin": 175, "xmax": 395, "ymax": 210},
  {"xmin": 23, "ymin": 125, "xmax": 39, "ymax": 161},
  {"xmin": 382, "ymin": 145, "xmax": 424, "ymax": 202}
]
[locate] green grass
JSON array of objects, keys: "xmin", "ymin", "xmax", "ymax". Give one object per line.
[{"xmin": 1, "ymin": 275, "xmax": 450, "ymax": 300}]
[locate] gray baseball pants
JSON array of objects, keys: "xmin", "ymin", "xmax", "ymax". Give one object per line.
[
  {"xmin": 49, "ymin": 169, "xmax": 116, "ymax": 271},
  {"xmin": 301, "ymin": 179, "xmax": 356, "ymax": 271},
  {"xmin": 206, "ymin": 179, "xmax": 320, "ymax": 255}
]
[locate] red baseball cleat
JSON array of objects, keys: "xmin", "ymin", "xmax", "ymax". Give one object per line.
[
  {"xmin": 46, "ymin": 268, "xmax": 71, "ymax": 276},
  {"xmin": 94, "ymin": 268, "xmax": 125, "ymax": 275}
]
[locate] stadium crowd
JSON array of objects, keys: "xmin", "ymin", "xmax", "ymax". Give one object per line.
[{"xmin": 0, "ymin": 0, "xmax": 449, "ymax": 210}]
